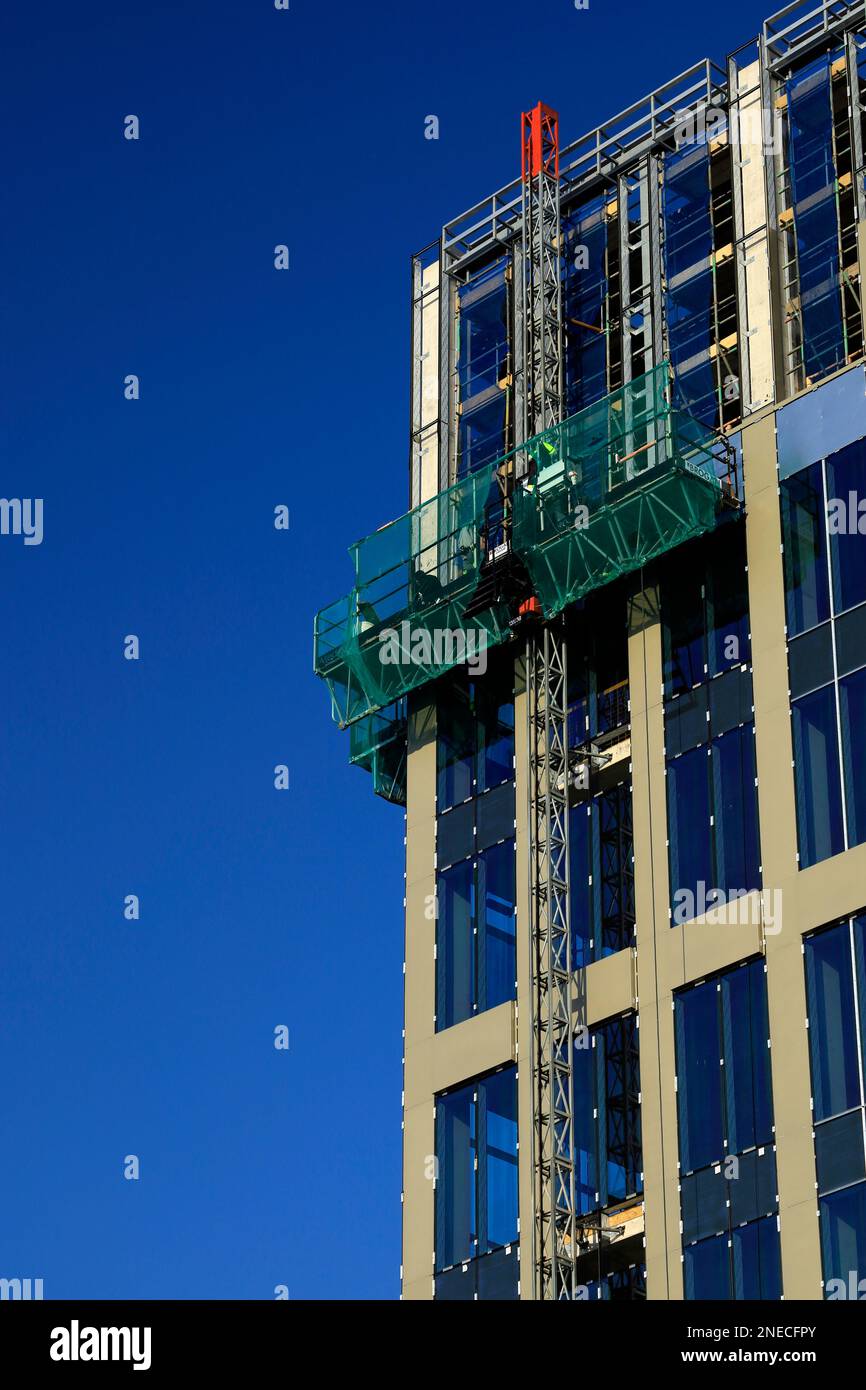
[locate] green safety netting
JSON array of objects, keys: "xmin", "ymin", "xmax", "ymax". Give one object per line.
[
  {"xmin": 348, "ymin": 704, "xmax": 407, "ymax": 806},
  {"xmin": 314, "ymin": 458, "xmax": 514, "ymax": 727},
  {"xmin": 314, "ymin": 364, "xmax": 730, "ymax": 732}
]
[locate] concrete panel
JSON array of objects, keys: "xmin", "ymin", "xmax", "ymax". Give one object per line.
[
  {"xmin": 430, "ymin": 1002, "xmax": 515, "ymax": 1094},
  {"xmin": 402, "ymin": 1100, "xmax": 435, "ymax": 1296},
  {"xmin": 733, "ymin": 59, "xmax": 775, "ymax": 413},
  {"xmin": 628, "ymin": 585, "xmax": 682, "ymax": 1297},
  {"xmin": 402, "ymin": 694, "xmax": 439, "ymax": 1298},
  {"xmin": 580, "ymin": 946, "xmax": 636, "ymax": 1028}
]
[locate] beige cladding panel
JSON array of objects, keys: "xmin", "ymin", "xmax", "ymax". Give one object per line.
[
  {"xmin": 733, "ymin": 59, "xmax": 775, "ymax": 411},
  {"xmin": 402, "ymin": 698, "xmax": 437, "ymax": 1299},
  {"xmin": 414, "ymin": 258, "xmax": 440, "ymax": 512}
]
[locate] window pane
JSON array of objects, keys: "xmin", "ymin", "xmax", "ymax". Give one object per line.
[
  {"xmin": 478, "ymin": 696, "xmax": 514, "ymax": 792},
  {"xmin": 676, "ymin": 980, "xmax": 724, "ymax": 1172},
  {"xmin": 781, "ymin": 463, "xmax": 830, "ymax": 637},
  {"xmin": 665, "ymin": 686, "xmax": 709, "ymax": 757},
  {"xmin": 476, "ymin": 1244, "xmax": 519, "ymax": 1300},
  {"xmin": 681, "ymin": 1164, "xmax": 727, "ymax": 1244},
  {"xmin": 668, "ymin": 746, "xmax": 712, "ymax": 917},
  {"xmin": 574, "ymin": 1034, "xmax": 598, "ymax": 1215},
  {"xmin": 835, "ymin": 602, "xmax": 866, "ymax": 678},
  {"xmin": 711, "ymin": 726, "xmax": 761, "ymax": 895},
  {"xmin": 480, "ymin": 1069, "xmax": 518, "ymax": 1253},
  {"xmin": 839, "ymin": 667, "xmax": 866, "ymax": 848},
  {"xmin": 730, "ymin": 1147, "xmax": 778, "ymax": 1227},
  {"xmin": 437, "ymin": 799, "xmax": 474, "ymax": 869},
  {"xmin": 791, "ymin": 684, "xmax": 844, "ymax": 868},
  {"xmin": 721, "ymin": 960, "xmax": 773, "ymax": 1154},
  {"xmin": 815, "ymin": 1111, "xmax": 866, "ymax": 1195},
  {"xmin": 707, "ymin": 535, "xmax": 751, "ymax": 676},
  {"xmin": 598, "ymin": 783, "xmax": 635, "ymax": 956},
  {"xmin": 600, "ymin": 1015, "xmax": 642, "ymax": 1203},
  {"xmin": 732, "ymin": 1217, "xmax": 782, "ymax": 1300},
  {"xmin": 805, "ymin": 924, "xmax": 862, "ymax": 1121},
  {"xmin": 478, "ymin": 840, "xmax": 516, "ymax": 1012},
  {"xmin": 457, "ymin": 261, "xmax": 509, "ymax": 400},
  {"xmin": 828, "ymin": 440, "xmax": 866, "ymax": 614},
  {"xmin": 819, "ymin": 1182, "xmax": 866, "ymax": 1293},
  {"xmin": 437, "ymin": 859, "xmax": 474, "ymax": 1030},
  {"xmin": 788, "ymin": 622, "xmax": 834, "ymax": 698},
  {"xmin": 570, "ymin": 804, "xmax": 592, "ymax": 969},
  {"xmin": 684, "ymin": 1234, "xmax": 730, "ymax": 1300},
  {"xmin": 709, "ymin": 666, "xmax": 753, "ymax": 738},
  {"xmin": 437, "ymin": 689, "xmax": 473, "ymax": 810},
  {"xmin": 664, "ymin": 572, "xmax": 705, "ymax": 695},
  {"xmin": 435, "ymin": 1086, "xmax": 475, "ymax": 1270},
  {"xmin": 457, "ymin": 393, "xmax": 508, "ymax": 479},
  {"xmin": 476, "ymin": 780, "xmax": 515, "ymax": 853}
]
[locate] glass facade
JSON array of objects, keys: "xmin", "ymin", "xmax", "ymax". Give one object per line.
[
  {"xmin": 456, "ymin": 259, "xmax": 511, "ymax": 480},
  {"xmin": 675, "ymin": 959, "xmax": 781, "ymax": 1300},
  {"xmin": 436, "ymin": 660, "xmax": 516, "ymax": 1031},
  {"xmin": 574, "ymin": 1013, "xmax": 643, "ymax": 1216},
  {"xmin": 662, "ymin": 529, "xmax": 761, "ymax": 921},
  {"xmin": 805, "ymin": 916, "xmax": 866, "ymax": 1296},
  {"xmin": 437, "ymin": 838, "xmax": 516, "ymax": 1030},
  {"xmin": 781, "ymin": 440, "xmax": 866, "ymax": 867},
  {"xmin": 568, "ymin": 591, "xmax": 634, "ymax": 966},
  {"xmin": 434, "ymin": 1066, "xmax": 519, "ymax": 1297}
]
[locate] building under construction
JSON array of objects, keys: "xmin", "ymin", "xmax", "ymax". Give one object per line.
[{"xmin": 315, "ymin": 0, "xmax": 866, "ymax": 1299}]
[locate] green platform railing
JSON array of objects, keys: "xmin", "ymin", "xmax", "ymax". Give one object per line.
[{"xmin": 314, "ymin": 365, "xmax": 733, "ymax": 734}]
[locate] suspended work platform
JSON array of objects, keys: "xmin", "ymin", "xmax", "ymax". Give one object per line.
[{"xmin": 314, "ymin": 365, "xmax": 736, "ymax": 757}]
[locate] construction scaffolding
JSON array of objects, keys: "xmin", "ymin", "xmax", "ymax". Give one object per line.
[{"xmin": 314, "ymin": 366, "xmax": 732, "ymax": 731}]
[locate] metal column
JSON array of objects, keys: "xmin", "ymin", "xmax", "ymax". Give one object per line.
[{"xmin": 520, "ymin": 102, "xmax": 575, "ymax": 1300}]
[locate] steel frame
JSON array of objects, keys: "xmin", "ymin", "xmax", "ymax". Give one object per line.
[
  {"xmin": 520, "ymin": 103, "xmax": 564, "ymax": 438},
  {"xmin": 528, "ymin": 621, "xmax": 576, "ymax": 1300},
  {"xmin": 519, "ymin": 102, "xmax": 576, "ymax": 1301}
]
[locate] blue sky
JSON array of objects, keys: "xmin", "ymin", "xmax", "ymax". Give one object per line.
[{"xmin": 1, "ymin": 0, "xmax": 776, "ymax": 1299}]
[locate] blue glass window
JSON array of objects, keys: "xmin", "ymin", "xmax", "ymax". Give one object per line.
[
  {"xmin": 676, "ymin": 960, "xmax": 773, "ymax": 1177},
  {"xmin": 570, "ymin": 781, "xmax": 635, "ymax": 968},
  {"xmin": 840, "ymin": 667, "xmax": 866, "ymax": 847},
  {"xmin": 573, "ymin": 1013, "xmax": 642, "ymax": 1216},
  {"xmin": 437, "ymin": 666, "xmax": 514, "ymax": 812},
  {"xmin": 712, "ymin": 725, "xmax": 760, "ymax": 894},
  {"xmin": 827, "ymin": 440, "xmax": 866, "ymax": 615},
  {"xmin": 676, "ymin": 960, "xmax": 779, "ymax": 1300},
  {"xmin": 563, "ymin": 196, "xmax": 610, "ymax": 415},
  {"xmin": 781, "ymin": 461, "xmax": 830, "ymax": 637},
  {"xmin": 805, "ymin": 920, "xmax": 863, "ymax": 1122},
  {"xmin": 456, "ymin": 259, "xmax": 510, "ymax": 480},
  {"xmin": 819, "ymin": 1184, "xmax": 866, "ymax": 1294},
  {"xmin": 668, "ymin": 745, "xmax": 712, "ymax": 915},
  {"xmin": 791, "ymin": 683, "xmax": 844, "ymax": 867},
  {"xmin": 733, "ymin": 1217, "xmax": 783, "ymax": 1300},
  {"xmin": 684, "ymin": 1234, "xmax": 729, "ymax": 1300},
  {"xmin": 436, "ymin": 839, "xmax": 516, "ymax": 1031},
  {"xmin": 805, "ymin": 917, "xmax": 866, "ymax": 1295},
  {"xmin": 676, "ymin": 978, "xmax": 724, "ymax": 1173},
  {"xmin": 786, "ymin": 57, "xmax": 844, "ymax": 381},
  {"xmin": 435, "ymin": 1067, "xmax": 518, "ymax": 1277},
  {"xmin": 782, "ymin": 448, "xmax": 866, "ymax": 868}
]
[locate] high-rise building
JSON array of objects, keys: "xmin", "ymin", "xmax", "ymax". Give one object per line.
[{"xmin": 315, "ymin": 0, "xmax": 866, "ymax": 1300}]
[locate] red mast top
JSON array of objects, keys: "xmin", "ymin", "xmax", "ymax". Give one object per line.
[{"xmin": 521, "ymin": 101, "xmax": 559, "ymax": 180}]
